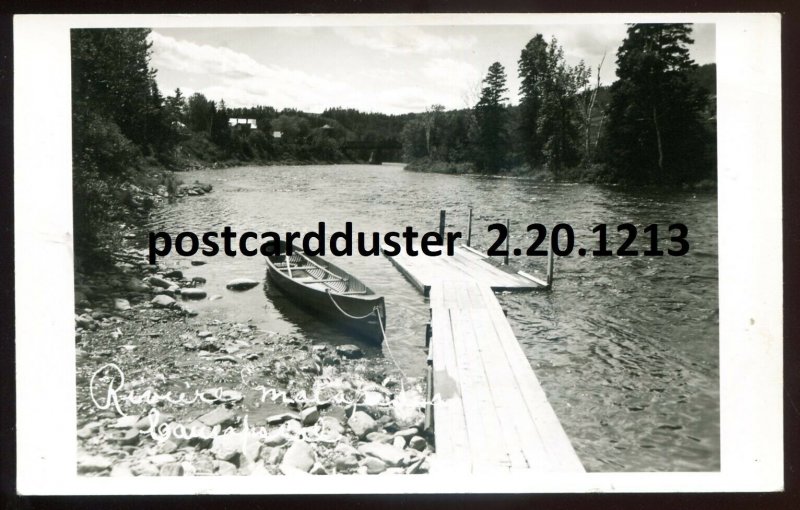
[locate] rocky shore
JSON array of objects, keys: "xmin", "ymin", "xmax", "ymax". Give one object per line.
[{"xmin": 74, "ymin": 182, "xmax": 432, "ymax": 477}]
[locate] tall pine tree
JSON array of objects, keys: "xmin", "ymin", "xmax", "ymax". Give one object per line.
[
  {"xmin": 475, "ymin": 62, "xmax": 509, "ymax": 172},
  {"xmin": 602, "ymin": 24, "xmax": 711, "ymax": 184}
]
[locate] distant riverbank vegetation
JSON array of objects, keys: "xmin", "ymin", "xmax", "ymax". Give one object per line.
[
  {"xmin": 404, "ymin": 25, "xmax": 716, "ymax": 187},
  {"xmin": 71, "ymin": 24, "xmax": 715, "ymax": 259}
]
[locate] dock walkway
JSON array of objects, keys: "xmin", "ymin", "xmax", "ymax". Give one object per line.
[
  {"xmin": 386, "ymin": 245, "xmax": 544, "ymax": 295},
  {"xmin": 385, "ymin": 245, "xmax": 584, "ymax": 473}
]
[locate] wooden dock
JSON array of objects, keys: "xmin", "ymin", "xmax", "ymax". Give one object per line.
[
  {"xmin": 385, "ymin": 244, "xmax": 546, "ymax": 296},
  {"xmin": 385, "ymin": 244, "xmax": 584, "ymax": 473}
]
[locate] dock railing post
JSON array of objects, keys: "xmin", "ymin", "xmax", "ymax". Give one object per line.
[
  {"xmin": 504, "ymin": 218, "xmax": 510, "ymax": 265},
  {"xmin": 546, "ymin": 247, "xmax": 554, "ymax": 288},
  {"xmin": 467, "ymin": 207, "xmax": 473, "ymax": 247},
  {"xmin": 439, "ymin": 210, "xmax": 446, "ymax": 238}
]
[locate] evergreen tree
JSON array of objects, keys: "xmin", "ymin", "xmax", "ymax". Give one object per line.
[
  {"xmin": 475, "ymin": 62, "xmax": 509, "ymax": 172},
  {"xmin": 518, "ymin": 35, "xmax": 549, "ymax": 168},
  {"xmin": 602, "ymin": 24, "xmax": 711, "ymax": 183},
  {"xmin": 518, "ymin": 35, "xmax": 585, "ymax": 173}
]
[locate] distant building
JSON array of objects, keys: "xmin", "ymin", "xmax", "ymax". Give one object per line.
[
  {"xmin": 272, "ymin": 131, "xmax": 283, "ymax": 139},
  {"xmin": 228, "ymin": 118, "xmax": 258, "ymax": 129}
]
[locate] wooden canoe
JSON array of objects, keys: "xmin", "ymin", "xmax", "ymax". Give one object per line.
[{"xmin": 265, "ymin": 240, "xmax": 386, "ymax": 343}]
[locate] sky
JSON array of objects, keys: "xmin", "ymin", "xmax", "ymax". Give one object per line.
[{"xmin": 149, "ymin": 24, "xmax": 715, "ymax": 115}]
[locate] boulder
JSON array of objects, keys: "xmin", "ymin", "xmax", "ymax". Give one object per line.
[
  {"xmin": 336, "ymin": 344, "xmax": 363, "ymax": 359},
  {"xmin": 226, "ymin": 278, "xmax": 260, "ymax": 291},
  {"xmin": 181, "ymin": 288, "xmax": 207, "ymax": 300},
  {"xmin": 393, "ymin": 436, "xmax": 406, "ymax": 450},
  {"xmin": 164, "ymin": 269, "xmax": 183, "ymax": 279},
  {"xmin": 197, "ymin": 330, "xmax": 214, "ymax": 338},
  {"xmin": 357, "ymin": 442, "xmax": 405, "ymax": 467},
  {"xmin": 347, "ymin": 411, "xmax": 378, "ymax": 438},
  {"xmin": 151, "ymin": 295, "xmax": 176, "ymax": 308},
  {"xmin": 192, "ymin": 276, "xmax": 207, "ymax": 285},
  {"xmin": 280, "ymin": 440, "xmax": 315, "ymax": 473}
]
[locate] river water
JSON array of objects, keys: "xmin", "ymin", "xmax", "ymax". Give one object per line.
[{"xmin": 146, "ymin": 163, "xmax": 719, "ymax": 472}]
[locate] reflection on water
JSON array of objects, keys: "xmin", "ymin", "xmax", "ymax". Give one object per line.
[{"xmin": 146, "ymin": 164, "xmax": 719, "ymax": 471}]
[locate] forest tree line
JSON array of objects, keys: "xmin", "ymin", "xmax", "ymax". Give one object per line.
[
  {"xmin": 402, "ymin": 24, "xmax": 716, "ymax": 185},
  {"xmin": 71, "ymin": 25, "xmax": 715, "ymax": 258}
]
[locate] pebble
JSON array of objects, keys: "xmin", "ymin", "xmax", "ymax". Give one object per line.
[
  {"xmin": 310, "ymin": 462, "xmax": 329, "ymax": 475},
  {"xmin": 197, "ymin": 330, "xmax": 213, "ymax": 338},
  {"xmin": 300, "ymin": 406, "xmax": 320, "ymax": 426},
  {"xmin": 392, "ymin": 436, "xmax": 406, "ymax": 449},
  {"xmin": 130, "ymin": 461, "xmax": 159, "ymax": 476},
  {"xmin": 393, "ymin": 427, "xmax": 419, "ymax": 439},
  {"xmin": 195, "ymin": 407, "xmax": 237, "ymax": 428},
  {"xmin": 362, "ymin": 456, "xmax": 387, "ymax": 474},
  {"xmin": 263, "ymin": 431, "xmax": 289, "ymax": 447},
  {"xmin": 336, "ymin": 344, "xmax": 364, "ymax": 359},
  {"xmin": 366, "ymin": 431, "xmax": 393, "ymax": 444},
  {"xmin": 318, "ymin": 416, "xmax": 344, "ymax": 436},
  {"xmin": 409, "ymin": 436, "xmax": 427, "ymax": 451},
  {"xmin": 192, "ymin": 276, "xmax": 207, "ymax": 285},
  {"xmin": 164, "ymin": 270, "xmax": 183, "ymax": 279},
  {"xmin": 113, "ymin": 414, "xmax": 141, "ymax": 429},
  {"xmin": 191, "ymin": 260, "xmax": 207, "ymax": 266},
  {"xmin": 266, "ymin": 412, "xmax": 301, "ymax": 426},
  {"xmin": 148, "ymin": 276, "xmax": 173, "ymax": 289},
  {"xmin": 210, "ymin": 432, "xmax": 244, "ymax": 464},
  {"xmin": 193, "ymin": 459, "xmax": 215, "ymax": 475},
  {"xmin": 159, "ymin": 463, "xmax": 184, "ymax": 476},
  {"xmin": 151, "ymin": 295, "xmax": 176, "ymax": 308},
  {"xmin": 110, "ymin": 463, "xmax": 134, "ymax": 477},
  {"xmin": 77, "ymin": 454, "xmax": 112, "ymax": 474},
  {"xmin": 181, "ymin": 288, "xmax": 207, "ymax": 300},
  {"xmin": 114, "ymin": 298, "xmax": 131, "ymax": 311},
  {"xmin": 214, "ymin": 460, "xmax": 238, "ymax": 475},
  {"xmin": 357, "ymin": 442, "xmax": 405, "ymax": 467}
]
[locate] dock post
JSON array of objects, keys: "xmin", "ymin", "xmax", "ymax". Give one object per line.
[
  {"xmin": 467, "ymin": 207, "xmax": 473, "ymax": 247},
  {"xmin": 439, "ymin": 210, "xmax": 446, "ymax": 238},
  {"xmin": 546, "ymin": 247, "xmax": 554, "ymax": 288},
  {"xmin": 504, "ymin": 218, "xmax": 510, "ymax": 265}
]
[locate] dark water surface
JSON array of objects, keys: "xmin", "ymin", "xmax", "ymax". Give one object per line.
[{"xmin": 147, "ymin": 164, "xmax": 719, "ymax": 471}]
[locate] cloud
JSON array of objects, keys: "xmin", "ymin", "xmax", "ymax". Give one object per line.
[
  {"xmin": 149, "ymin": 32, "xmax": 352, "ymax": 109},
  {"xmin": 334, "ymin": 26, "xmax": 476, "ymax": 54}
]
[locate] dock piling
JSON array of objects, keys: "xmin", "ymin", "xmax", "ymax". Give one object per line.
[
  {"xmin": 467, "ymin": 207, "xmax": 473, "ymax": 247},
  {"xmin": 546, "ymin": 247, "xmax": 554, "ymax": 288},
  {"xmin": 439, "ymin": 210, "xmax": 446, "ymax": 238},
  {"xmin": 504, "ymin": 218, "xmax": 510, "ymax": 265}
]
